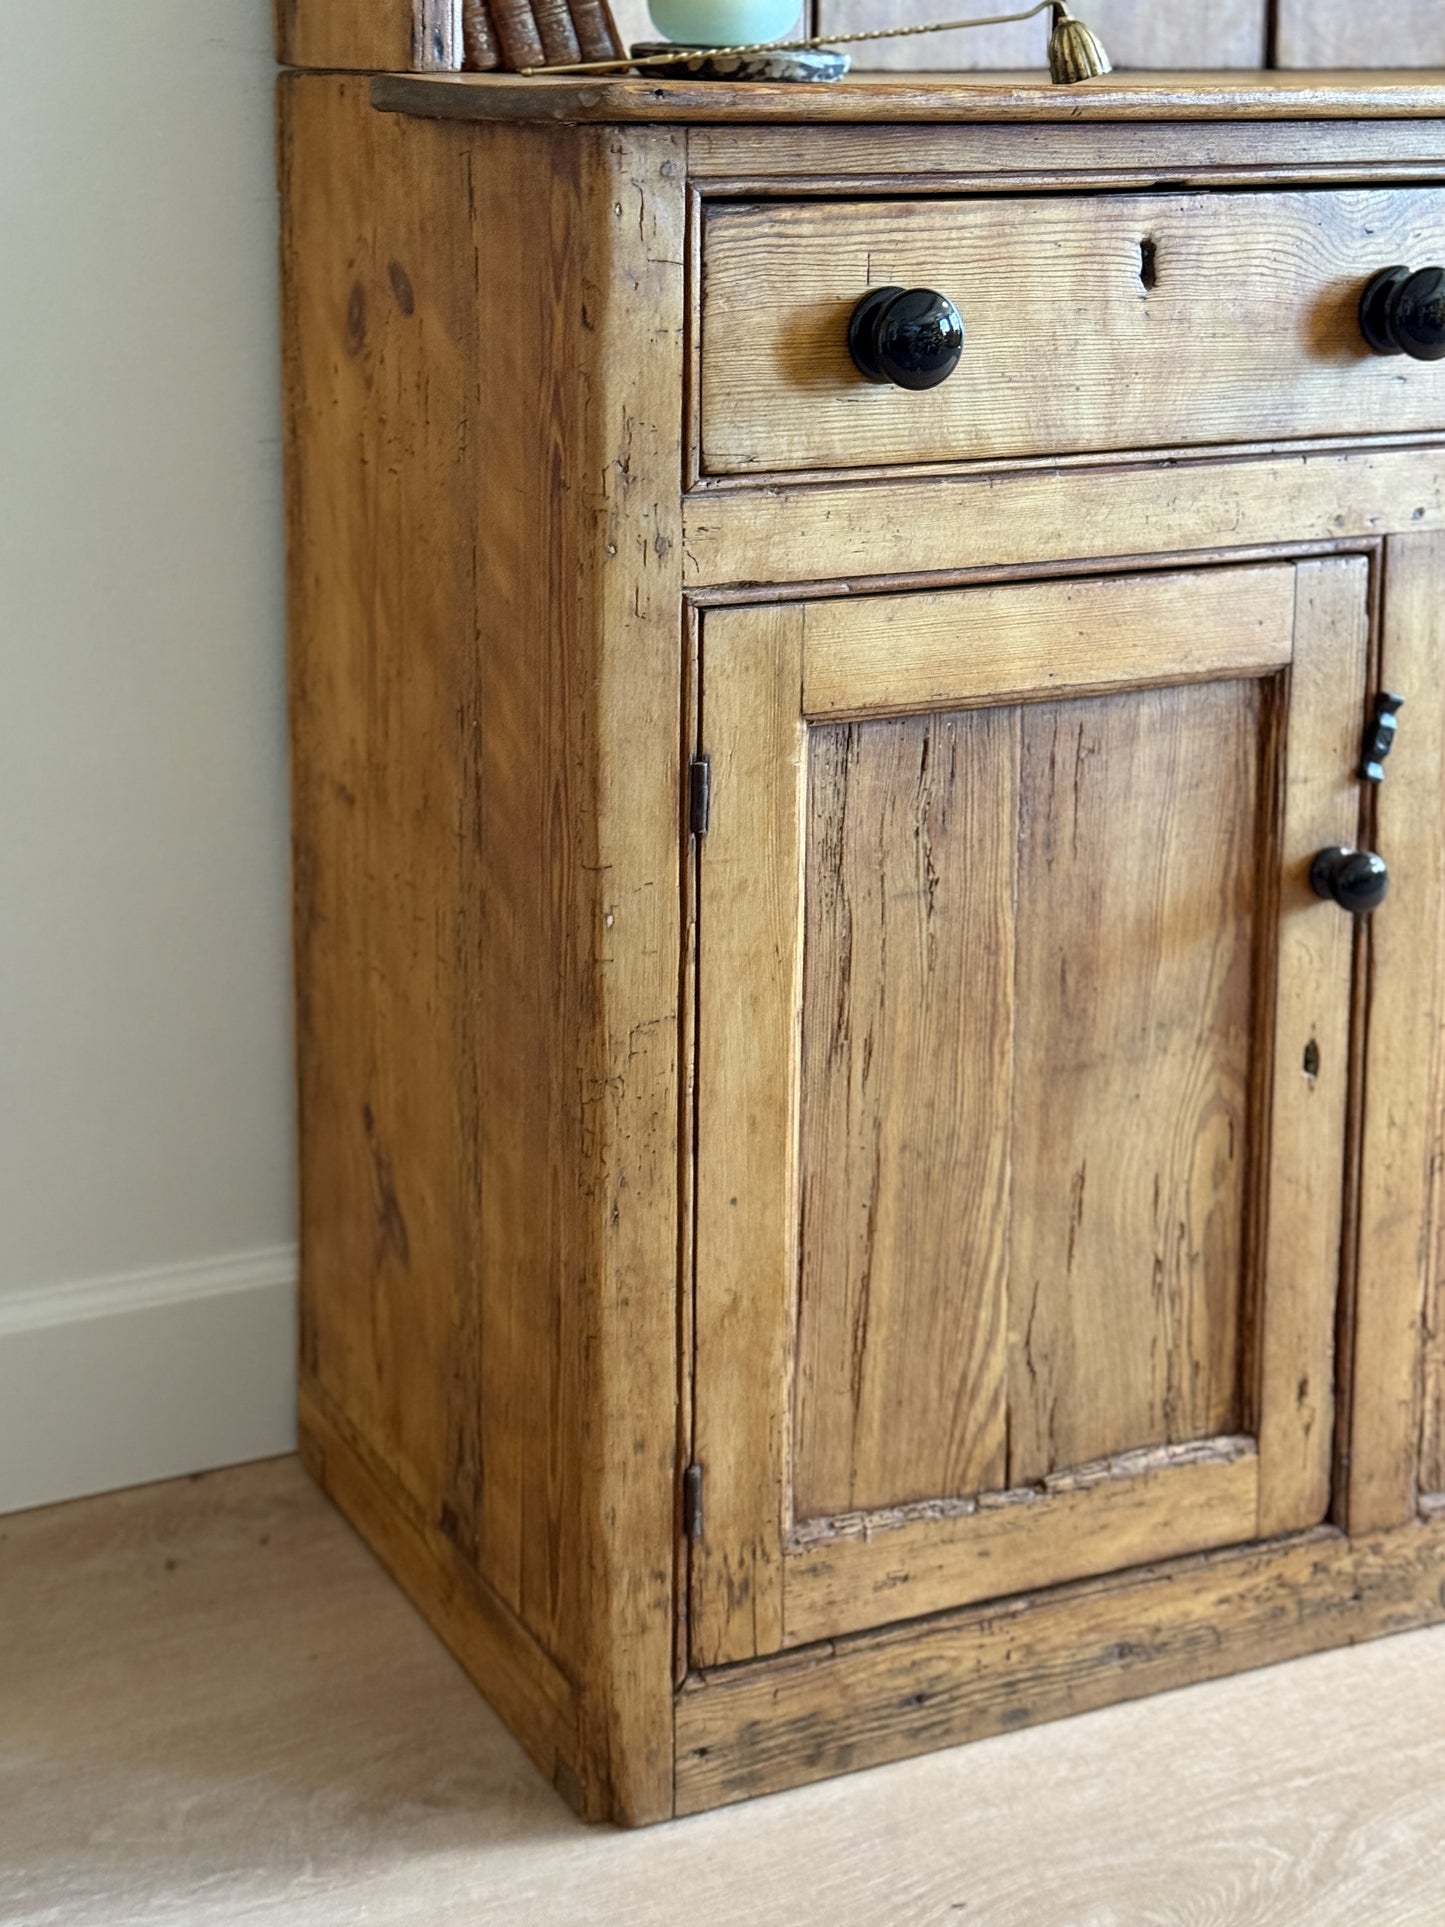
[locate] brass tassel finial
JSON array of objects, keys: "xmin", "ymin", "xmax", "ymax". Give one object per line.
[{"xmin": 1048, "ymin": 2, "xmax": 1112, "ymax": 81}]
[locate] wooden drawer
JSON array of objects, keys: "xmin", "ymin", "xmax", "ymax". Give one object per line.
[{"xmin": 699, "ymin": 187, "xmax": 1445, "ymax": 477}]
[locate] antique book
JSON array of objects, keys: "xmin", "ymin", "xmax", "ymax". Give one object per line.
[
  {"xmin": 570, "ymin": 0, "xmax": 624, "ymax": 60},
  {"xmin": 488, "ymin": 0, "xmax": 546, "ymax": 69},
  {"xmin": 461, "ymin": 0, "xmax": 501, "ymax": 68}
]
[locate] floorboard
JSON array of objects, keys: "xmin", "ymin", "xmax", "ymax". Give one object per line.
[{"xmin": 3, "ymin": 1458, "xmax": 1445, "ymax": 1924}]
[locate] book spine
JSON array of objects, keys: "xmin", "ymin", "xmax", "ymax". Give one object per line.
[
  {"xmin": 533, "ymin": 0, "xmax": 583, "ymax": 63},
  {"xmin": 461, "ymin": 0, "xmax": 501, "ymax": 69},
  {"xmin": 568, "ymin": 0, "xmax": 623, "ymax": 60},
  {"xmin": 489, "ymin": 0, "xmax": 547, "ymax": 69}
]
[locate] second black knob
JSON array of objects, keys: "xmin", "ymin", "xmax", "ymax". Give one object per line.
[
  {"xmin": 848, "ymin": 286, "xmax": 965, "ymax": 391},
  {"xmin": 1360, "ymin": 265, "xmax": 1445, "ymax": 361},
  {"xmin": 1310, "ymin": 847, "xmax": 1390, "ymax": 917}
]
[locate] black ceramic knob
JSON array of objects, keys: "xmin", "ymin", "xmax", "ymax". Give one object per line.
[
  {"xmin": 1310, "ymin": 847, "xmax": 1390, "ymax": 917},
  {"xmin": 848, "ymin": 286, "xmax": 965, "ymax": 391},
  {"xmin": 1360, "ymin": 266, "xmax": 1445, "ymax": 361}
]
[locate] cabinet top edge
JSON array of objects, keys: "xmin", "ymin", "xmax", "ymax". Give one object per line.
[{"xmin": 369, "ymin": 69, "xmax": 1445, "ymax": 127}]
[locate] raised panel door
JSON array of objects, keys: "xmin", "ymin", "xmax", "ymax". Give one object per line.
[{"xmin": 690, "ymin": 558, "xmax": 1371, "ymax": 1666}]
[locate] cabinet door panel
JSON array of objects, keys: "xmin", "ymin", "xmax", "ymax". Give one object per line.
[
  {"xmin": 692, "ymin": 559, "xmax": 1369, "ymax": 1667},
  {"xmin": 795, "ymin": 708, "xmax": 1017, "ymax": 1520},
  {"xmin": 1005, "ymin": 680, "xmax": 1259, "ymax": 1487}
]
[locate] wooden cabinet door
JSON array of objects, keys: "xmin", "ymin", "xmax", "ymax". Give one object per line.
[{"xmin": 690, "ymin": 558, "xmax": 1372, "ymax": 1668}]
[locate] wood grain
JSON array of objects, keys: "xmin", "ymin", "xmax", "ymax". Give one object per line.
[
  {"xmin": 800, "ymin": 566, "xmax": 1296, "ymax": 719},
  {"xmin": 278, "ymin": 0, "xmax": 462, "ymax": 70},
  {"xmin": 677, "ymin": 1519, "xmax": 1445, "ymax": 1813},
  {"xmin": 1352, "ymin": 532, "xmax": 1445, "ymax": 1526},
  {"xmin": 691, "ymin": 604, "xmax": 808, "ymax": 1668},
  {"xmin": 1276, "ymin": 1, "xmax": 1445, "ymax": 71},
  {"xmin": 283, "ymin": 78, "xmax": 686, "ymax": 1822},
  {"xmin": 299, "ymin": 1383, "xmax": 583, "ymax": 1786},
  {"xmin": 283, "ymin": 81, "xmax": 1445, "ymax": 1821},
  {"xmin": 1253, "ymin": 557, "xmax": 1369, "ymax": 1538},
  {"xmin": 818, "ymin": 0, "xmax": 1266, "ymax": 75},
  {"xmin": 701, "ymin": 189, "xmax": 1445, "ymax": 476},
  {"xmin": 1006, "ymin": 678, "xmax": 1260, "ymax": 1481},
  {"xmin": 694, "ymin": 562, "xmax": 1360, "ymax": 1662},
  {"xmin": 682, "ymin": 447, "xmax": 1445, "ymax": 589},
  {"xmin": 373, "ymin": 71, "xmax": 1445, "ymax": 126},
  {"xmin": 282, "ymin": 72, "xmax": 488, "ymax": 1590},
  {"xmin": 784, "ymin": 1439, "xmax": 1260, "ymax": 1645},
  {"xmin": 686, "ymin": 118, "xmax": 1445, "ymax": 182},
  {"xmin": 793, "ymin": 709, "xmax": 1016, "ymax": 1518},
  {"xmin": 465, "ymin": 121, "xmax": 688, "ymax": 1824}
]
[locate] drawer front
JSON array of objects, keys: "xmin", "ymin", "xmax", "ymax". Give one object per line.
[{"xmin": 699, "ymin": 187, "xmax": 1445, "ymax": 477}]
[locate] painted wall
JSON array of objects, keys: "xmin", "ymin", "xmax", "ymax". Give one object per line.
[{"xmin": 0, "ymin": 2, "xmax": 295, "ymax": 1510}]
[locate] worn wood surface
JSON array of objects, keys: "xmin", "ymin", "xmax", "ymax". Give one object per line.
[
  {"xmin": 1277, "ymin": 1, "xmax": 1445, "ymax": 71},
  {"xmin": 1352, "ymin": 532, "xmax": 1445, "ymax": 1526},
  {"xmin": 819, "ymin": 0, "xmax": 1266, "ymax": 75},
  {"xmin": 278, "ymin": 0, "xmax": 462, "ymax": 70},
  {"xmin": 677, "ymin": 1518, "xmax": 1445, "ymax": 1814},
  {"xmin": 465, "ymin": 116, "xmax": 687, "ymax": 1823},
  {"xmin": 784, "ymin": 1441, "xmax": 1260, "ymax": 1646},
  {"xmin": 800, "ymin": 565, "xmax": 1296, "ymax": 718},
  {"xmin": 1004, "ymin": 677, "xmax": 1260, "ymax": 1480},
  {"xmin": 298, "ymin": 1384, "xmax": 583, "ymax": 1784},
  {"xmin": 694, "ymin": 561, "xmax": 1362, "ymax": 1661},
  {"xmin": 793, "ymin": 705, "xmax": 1016, "ymax": 1518},
  {"xmin": 682, "ymin": 447, "xmax": 1445, "ymax": 588},
  {"xmin": 701, "ymin": 189, "xmax": 1445, "ymax": 476},
  {"xmin": 282, "ymin": 88, "xmax": 1445, "ymax": 1820},
  {"xmin": 282, "ymin": 73, "xmax": 487, "ymax": 1593},
  {"xmin": 283, "ymin": 78, "xmax": 685, "ymax": 1823},
  {"xmin": 373, "ymin": 71, "xmax": 1445, "ymax": 126},
  {"xmin": 691, "ymin": 604, "xmax": 807, "ymax": 1668},
  {"xmin": 685, "ymin": 117, "xmax": 1445, "ymax": 182},
  {"xmin": 1253, "ymin": 557, "xmax": 1369, "ymax": 1537}
]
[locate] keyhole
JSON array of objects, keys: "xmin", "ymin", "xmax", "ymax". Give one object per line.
[
  {"xmin": 1303, "ymin": 1039, "xmax": 1321, "ymax": 1079},
  {"xmin": 1139, "ymin": 238, "xmax": 1159, "ymax": 291}
]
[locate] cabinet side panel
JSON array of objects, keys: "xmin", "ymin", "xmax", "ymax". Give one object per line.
[
  {"xmin": 277, "ymin": 0, "xmax": 461, "ymax": 71},
  {"xmin": 284, "ymin": 74, "xmax": 488, "ymax": 1570},
  {"xmin": 283, "ymin": 84, "xmax": 683, "ymax": 1823}
]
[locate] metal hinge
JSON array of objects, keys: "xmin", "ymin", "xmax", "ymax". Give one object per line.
[
  {"xmin": 682, "ymin": 1462, "xmax": 704, "ymax": 1541},
  {"xmin": 689, "ymin": 757, "xmax": 711, "ymax": 838}
]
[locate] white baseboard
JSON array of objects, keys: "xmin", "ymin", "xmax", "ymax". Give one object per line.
[{"xmin": 0, "ymin": 1246, "xmax": 298, "ymax": 1514}]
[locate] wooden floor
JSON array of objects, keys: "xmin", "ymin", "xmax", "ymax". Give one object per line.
[{"xmin": 5, "ymin": 1462, "xmax": 1445, "ymax": 1926}]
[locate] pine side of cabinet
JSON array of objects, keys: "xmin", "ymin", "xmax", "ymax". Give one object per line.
[{"xmin": 280, "ymin": 74, "xmax": 687, "ymax": 1824}]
